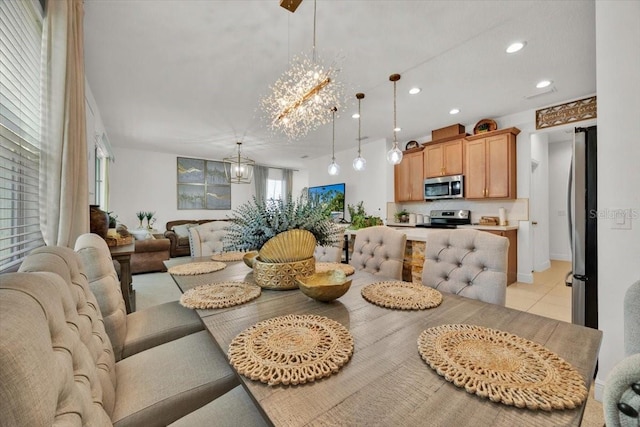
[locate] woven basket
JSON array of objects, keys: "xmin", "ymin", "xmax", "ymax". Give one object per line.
[{"xmin": 253, "ymin": 257, "xmax": 315, "ymax": 290}]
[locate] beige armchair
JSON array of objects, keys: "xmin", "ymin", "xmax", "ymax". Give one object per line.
[
  {"xmin": 189, "ymin": 220, "xmax": 232, "ymax": 257},
  {"xmin": 314, "ymin": 244, "xmax": 343, "ymax": 263},
  {"xmin": 422, "ymin": 229, "xmax": 508, "ymax": 306},
  {"xmin": 74, "ymin": 233, "xmax": 203, "ymax": 360},
  {"xmin": 349, "ymin": 226, "xmax": 406, "ymax": 280}
]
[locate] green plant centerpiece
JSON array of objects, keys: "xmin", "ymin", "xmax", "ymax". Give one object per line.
[
  {"xmin": 347, "ymin": 201, "xmax": 383, "ymax": 230},
  {"xmin": 224, "ymin": 195, "xmax": 342, "ymax": 290}
]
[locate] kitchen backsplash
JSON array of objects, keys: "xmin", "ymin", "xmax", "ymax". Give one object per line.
[{"xmin": 387, "ymin": 198, "xmax": 529, "ymax": 225}]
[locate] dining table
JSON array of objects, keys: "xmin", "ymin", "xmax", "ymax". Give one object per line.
[{"xmin": 165, "ymin": 257, "xmax": 602, "ymax": 427}]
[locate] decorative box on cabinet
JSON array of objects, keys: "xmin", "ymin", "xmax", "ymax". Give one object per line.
[
  {"xmin": 423, "ymin": 138, "xmax": 464, "ymax": 178},
  {"xmin": 464, "ymin": 127, "xmax": 520, "ymax": 199},
  {"xmin": 394, "ymin": 148, "xmax": 424, "ymax": 202}
]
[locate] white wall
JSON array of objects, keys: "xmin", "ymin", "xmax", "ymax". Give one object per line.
[
  {"xmin": 593, "ymin": 0, "xmax": 640, "ymax": 400},
  {"xmin": 108, "ymin": 146, "xmax": 257, "ymax": 232},
  {"xmin": 305, "ymin": 138, "xmax": 391, "ymax": 222},
  {"xmin": 548, "ymin": 140, "xmax": 572, "ymax": 261},
  {"xmin": 530, "ymin": 133, "xmax": 550, "ymax": 271}
]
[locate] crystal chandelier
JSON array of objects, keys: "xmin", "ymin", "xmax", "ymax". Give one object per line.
[
  {"xmin": 261, "ymin": 0, "xmax": 344, "ymax": 140},
  {"xmin": 387, "ymin": 73, "xmax": 404, "ymax": 165},
  {"xmin": 353, "ymin": 93, "xmax": 366, "ymax": 171},
  {"xmin": 328, "ymin": 107, "xmax": 340, "ymax": 176},
  {"xmin": 223, "ymin": 142, "xmax": 255, "ymax": 184}
]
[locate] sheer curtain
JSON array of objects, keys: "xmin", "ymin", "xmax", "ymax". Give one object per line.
[
  {"xmin": 254, "ymin": 165, "xmax": 268, "ymax": 203},
  {"xmin": 282, "ymin": 168, "xmax": 293, "ymax": 201},
  {"xmin": 39, "ymin": 0, "xmax": 88, "ymax": 247}
]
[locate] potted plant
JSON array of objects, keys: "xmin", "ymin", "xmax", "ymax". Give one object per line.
[
  {"xmin": 394, "ymin": 209, "xmax": 409, "ymax": 223},
  {"xmin": 107, "ymin": 211, "xmax": 118, "ymax": 229},
  {"xmin": 224, "ymin": 195, "xmax": 342, "ymax": 290},
  {"xmin": 347, "ymin": 201, "xmax": 383, "ymax": 230},
  {"xmin": 135, "ymin": 211, "xmax": 146, "ymax": 229}
]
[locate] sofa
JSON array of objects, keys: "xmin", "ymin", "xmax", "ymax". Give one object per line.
[
  {"xmin": 131, "ymin": 233, "xmax": 170, "ymax": 274},
  {"xmin": 164, "ymin": 220, "xmax": 216, "ymax": 257},
  {"xmin": 0, "ymin": 246, "xmax": 242, "ymax": 426}
]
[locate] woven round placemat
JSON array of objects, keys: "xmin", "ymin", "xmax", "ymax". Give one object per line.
[
  {"xmin": 211, "ymin": 251, "xmax": 247, "ymax": 262},
  {"xmin": 167, "ymin": 261, "xmax": 226, "ymax": 276},
  {"xmin": 228, "ymin": 314, "xmax": 354, "ymax": 386},
  {"xmin": 315, "ymin": 262, "xmax": 355, "ymax": 276},
  {"xmin": 179, "ymin": 281, "xmax": 261, "ymax": 309},
  {"xmin": 361, "ymin": 281, "xmax": 443, "ymax": 310},
  {"xmin": 417, "ymin": 324, "xmax": 587, "ymax": 411}
]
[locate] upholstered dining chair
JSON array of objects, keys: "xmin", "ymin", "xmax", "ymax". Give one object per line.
[
  {"xmin": 75, "ymin": 233, "xmax": 204, "ymax": 361},
  {"xmin": 189, "ymin": 220, "xmax": 232, "ymax": 257},
  {"xmin": 422, "ymin": 229, "xmax": 509, "ymax": 306},
  {"xmin": 349, "ymin": 226, "xmax": 407, "ymax": 280},
  {"xmin": 603, "ymin": 279, "xmax": 640, "ymax": 427},
  {"xmin": 314, "ymin": 244, "xmax": 343, "ymax": 263}
]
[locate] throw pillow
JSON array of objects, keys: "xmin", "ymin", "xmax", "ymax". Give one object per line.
[
  {"xmin": 173, "ymin": 224, "xmax": 195, "ymax": 238},
  {"xmin": 130, "ymin": 229, "xmax": 151, "ymax": 240}
]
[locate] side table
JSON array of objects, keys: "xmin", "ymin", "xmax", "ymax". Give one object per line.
[{"xmin": 109, "ymin": 242, "xmax": 136, "ymax": 313}]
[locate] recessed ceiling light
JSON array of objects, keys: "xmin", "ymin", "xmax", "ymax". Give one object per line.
[
  {"xmin": 409, "ymin": 87, "xmax": 421, "ymax": 95},
  {"xmin": 449, "ymin": 108, "xmax": 460, "ymax": 115},
  {"xmin": 536, "ymin": 80, "xmax": 552, "ymax": 88},
  {"xmin": 352, "ymin": 113, "xmax": 360, "ymax": 119},
  {"xmin": 506, "ymin": 41, "xmax": 526, "ymax": 54},
  {"xmin": 394, "ymin": 127, "xmax": 401, "ymax": 132}
]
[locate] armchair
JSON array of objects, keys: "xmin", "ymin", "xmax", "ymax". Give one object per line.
[{"xmin": 164, "ymin": 219, "xmax": 216, "ymax": 257}]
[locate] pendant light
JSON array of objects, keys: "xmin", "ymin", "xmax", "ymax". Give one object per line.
[
  {"xmin": 328, "ymin": 107, "xmax": 340, "ymax": 176},
  {"xmin": 223, "ymin": 142, "xmax": 255, "ymax": 184},
  {"xmin": 352, "ymin": 93, "xmax": 366, "ymax": 171},
  {"xmin": 386, "ymin": 73, "xmax": 403, "ymax": 165}
]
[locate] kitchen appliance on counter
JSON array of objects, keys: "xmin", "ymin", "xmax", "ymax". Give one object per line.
[
  {"xmin": 415, "ymin": 210, "xmax": 471, "ymax": 229},
  {"xmin": 424, "ymin": 174, "xmax": 464, "ymax": 200}
]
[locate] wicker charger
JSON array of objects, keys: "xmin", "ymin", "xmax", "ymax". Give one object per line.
[
  {"xmin": 361, "ymin": 281, "xmax": 443, "ymax": 310},
  {"xmin": 179, "ymin": 281, "xmax": 261, "ymax": 309},
  {"xmin": 211, "ymin": 251, "xmax": 247, "ymax": 262},
  {"xmin": 417, "ymin": 324, "xmax": 587, "ymax": 411},
  {"xmin": 315, "ymin": 262, "xmax": 355, "ymax": 276},
  {"xmin": 228, "ymin": 314, "xmax": 354, "ymax": 386},
  {"xmin": 167, "ymin": 261, "xmax": 226, "ymax": 276}
]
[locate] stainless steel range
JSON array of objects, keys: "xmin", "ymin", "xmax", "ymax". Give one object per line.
[{"xmin": 415, "ymin": 209, "xmax": 471, "ymax": 229}]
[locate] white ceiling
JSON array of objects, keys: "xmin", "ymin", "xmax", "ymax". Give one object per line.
[{"xmin": 83, "ymin": 0, "xmax": 596, "ymax": 169}]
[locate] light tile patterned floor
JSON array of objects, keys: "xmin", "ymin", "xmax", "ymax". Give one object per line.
[{"xmin": 134, "ymin": 260, "xmax": 604, "ymax": 426}]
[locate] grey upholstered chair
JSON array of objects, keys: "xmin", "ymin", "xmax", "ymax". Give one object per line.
[
  {"xmin": 314, "ymin": 244, "xmax": 343, "ymax": 263},
  {"xmin": 189, "ymin": 220, "xmax": 232, "ymax": 257},
  {"xmin": 74, "ymin": 233, "xmax": 204, "ymax": 361},
  {"xmin": 349, "ymin": 226, "xmax": 406, "ymax": 280},
  {"xmin": 603, "ymin": 280, "xmax": 640, "ymax": 427},
  {"xmin": 421, "ymin": 229, "xmax": 508, "ymax": 306}
]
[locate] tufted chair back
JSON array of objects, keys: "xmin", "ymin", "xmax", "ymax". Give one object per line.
[
  {"xmin": 189, "ymin": 220, "xmax": 232, "ymax": 257},
  {"xmin": 603, "ymin": 280, "xmax": 640, "ymax": 427},
  {"xmin": 17, "ymin": 246, "xmax": 118, "ymax": 416},
  {"xmin": 421, "ymin": 229, "xmax": 508, "ymax": 305},
  {"xmin": 349, "ymin": 226, "xmax": 406, "ymax": 280},
  {"xmin": 75, "ymin": 233, "xmax": 128, "ymax": 361},
  {"xmin": 314, "ymin": 244, "xmax": 343, "ymax": 263}
]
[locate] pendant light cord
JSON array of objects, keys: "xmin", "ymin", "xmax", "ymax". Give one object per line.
[
  {"xmin": 393, "ymin": 80, "xmax": 397, "ymax": 146},
  {"xmin": 312, "ymin": 0, "xmax": 317, "ymax": 62},
  {"xmin": 357, "ymin": 98, "xmax": 362, "ymax": 156},
  {"xmin": 331, "ymin": 108, "xmax": 336, "ymax": 161}
]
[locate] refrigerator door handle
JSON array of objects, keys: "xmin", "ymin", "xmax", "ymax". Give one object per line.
[{"xmin": 567, "ymin": 157, "xmax": 573, "ymax": 257}]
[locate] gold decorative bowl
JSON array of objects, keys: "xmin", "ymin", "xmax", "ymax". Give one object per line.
[
  {"xmin": 242, "ymin": 251, "xmax": 259, "ymax": 268},
  {"xmin": 295, "ymin": 270, "xmax": 352, "ymax": 302},
  {"xmin": 259, "ymin": 229, "xmax": 316, "ymax": 263}
]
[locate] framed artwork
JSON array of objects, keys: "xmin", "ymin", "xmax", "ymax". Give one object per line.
[{"xmin": 177, "ymin": 157, "xmax": 231, "ymax": 209}]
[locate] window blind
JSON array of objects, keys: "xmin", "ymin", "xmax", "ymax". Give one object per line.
[{"xmin": 0, "ymin": 0, "xmax": 44, "ymax": 272}]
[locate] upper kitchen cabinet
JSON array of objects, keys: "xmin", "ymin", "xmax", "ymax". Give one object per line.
[
  {"xmin": 423, "ymin": 138, "xmax": 464, "ymax": 178},
  {"xmin": 394, "ymin": 148, "xmax": 424, "ymax": 202},
  {"xmin": 464, "ymin": 128, "xmax": 520, "ymax": 199}
]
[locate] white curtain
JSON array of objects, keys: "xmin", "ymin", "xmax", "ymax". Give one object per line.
[
  {"xmin": 282, "ymin": 168, "xmax": 293, "ymax": 201},
  {"xmin": 254, "ymin": 165, "xmax": 268, "ymax": 202},
  {"xmin": 40, "ymin": 0, "xmax": 89, "ymax": 247}
]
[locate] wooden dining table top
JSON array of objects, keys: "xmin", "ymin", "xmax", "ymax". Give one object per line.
[{"xmin": 165, "ymin": 257, "xmax": 602, "ymax": 427}]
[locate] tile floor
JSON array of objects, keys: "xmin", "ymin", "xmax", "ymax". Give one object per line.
[{"xmin": 133, "ymin": 259, "xmax": 604, "ymax": 426}]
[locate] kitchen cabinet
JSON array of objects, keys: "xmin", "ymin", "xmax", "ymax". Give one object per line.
[
  {"xmin": 482, "ymin": 229, "xmax": 518, "ymax": 285},
  {"xmin": 424, "ymin": 138, "xmax": 463, "ymax": 178},
  {"xmin": 464, "ymin": 128, "xmax": 519, "ymax": 199},
  {"xmin": 394, "ymin": 149, "xmax": 424, "ymax": 202}
]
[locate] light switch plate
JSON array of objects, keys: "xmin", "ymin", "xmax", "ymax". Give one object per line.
[{"xmin": 611, "ymin": 209, "xmax": 633, "ymax": 230}]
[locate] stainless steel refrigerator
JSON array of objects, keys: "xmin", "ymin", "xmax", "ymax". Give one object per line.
[{"xmin": 566, "ymin": 125, "xmax": 598, "ymax": 329}]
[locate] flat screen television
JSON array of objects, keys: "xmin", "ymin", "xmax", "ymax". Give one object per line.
[{"xmin": 308, "ymin": 183, "xmax": 345, "ymax": 221}]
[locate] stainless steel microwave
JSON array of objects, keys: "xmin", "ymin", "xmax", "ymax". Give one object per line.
[{"xmin": 424, "ymin": 174, "xmax": 464, "ymax": 200}]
